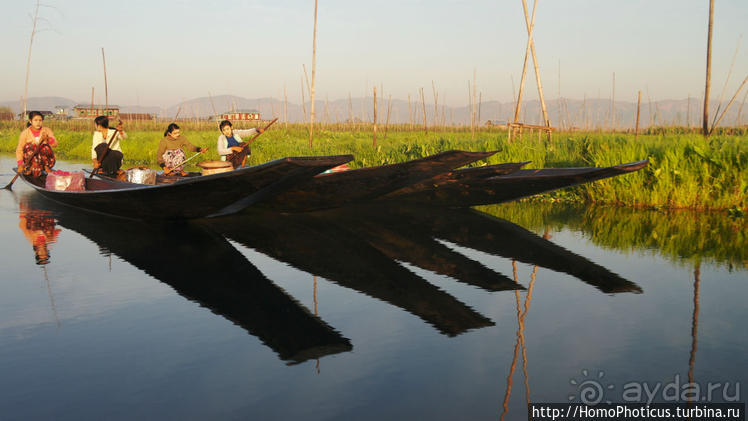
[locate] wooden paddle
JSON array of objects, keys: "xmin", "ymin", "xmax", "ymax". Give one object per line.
[
  {"xmin": 163, "ymin": 147, "xmax": 209, "ymax": 175},
  {"xmin": 90, "ymin": 123, "xmax": 122, "ymax": 178},
  {"xmin": 4, "ymin": 135, "xmax": 49, "ymax": 190},
  {"xmin": 247, "ymin": 118, "xmax": 278, "ymax": 145}
]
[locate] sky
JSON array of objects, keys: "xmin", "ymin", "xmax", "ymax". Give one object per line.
[{"xmin": 1, "ymin": 0, "xmax": 746, "ymax": 107}]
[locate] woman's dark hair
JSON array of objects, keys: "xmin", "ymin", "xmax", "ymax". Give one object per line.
[
  {"xmin": 164, "ymin": 123, "xmax": 180, "ymax": 137},
  {"xmin": 26, "ymin": 111, "xmax": 44, "ymax": 128},
  {"xmin": 94, "ymin": 115, "xmax": 109, "ymax": 129},
  {"xmin": 219, "ymin": 120, "xmax": 232, "ymax": 131}
]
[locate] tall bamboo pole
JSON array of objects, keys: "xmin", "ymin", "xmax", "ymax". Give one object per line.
[
  {"xmin": 419, "ymin": 87, "xmax": 427, "ymax": 133},
  {"xmin": 373, "ymin": 86, "xmax": 377, "ymax": 147},
  {"xmin": 432, "ymin": 80, "xmax": 438, "ymax": 128},
  {"xmin": 309, "ymin": 0, "xmax": 319, "ymax": 147},
  {"xmin": 703, "ymin": 0, "xmax": 714, "ymax": 136},
  {"xmin": 300, "ymin": 76, "xmax": 307, "ymax": 123},
  {"xmin": 635, "ymin": 91, "xmax": 642, "ymax": 139},
  {"xmin": 22, "ymin": 0, "xmax": 41, "ymax": 118},
  {"xmin": 102, "ymin": 48, "xmax": 109, "ymax": 113},
  {"xmin": 513, "ymin": 0, "xmax": 537, "ymax": 124},
  {"xmin": 520, "ymin": 0, "xmax": 550, "ymax": 128},
  {"xmin": 611, "ymin": 72, "xmax": 616, "ymax": 130},
  {"xmin": 385, "ymin": 94, "xmax": 392, "ymax": 137},
  {"xmin": 283, "ymin": 85, "xmax": 288, "ymax": 129},
  {"xmin": 710, "ymin": 74, "xmax": 748, "ymax": 134},
  {"xmin": 736, "ymin": 89, "xmax": 747, "ymax": 126}
]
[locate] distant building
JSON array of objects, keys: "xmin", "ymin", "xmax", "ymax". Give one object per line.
[
  {"xmin": 218, "ymin": 109, "xmax": 261, "ymax": 121},
  {"xmin": 119, "ymin": 113, "xmax": 155, "ymax": 121},
  {"xmin": 17, "ymin": 110, "xmax": 54, "ymax": 120},
  {"xmin": 73, "ymin": 104, "xmax": 120, "ymax": 119}
]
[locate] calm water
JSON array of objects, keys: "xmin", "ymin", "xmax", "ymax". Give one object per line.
[{"xmin": 0, "ymin": 156, "xmax": 746, "ymax": 420}]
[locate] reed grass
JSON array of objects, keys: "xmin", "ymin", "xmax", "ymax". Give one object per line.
[
  {"xmin": 478, "ymin": 201, "xmax": 746, "ymax": 270},
  {"xmin": 1, "ymin": 120, "xmax": 745, "ymax": 210}
]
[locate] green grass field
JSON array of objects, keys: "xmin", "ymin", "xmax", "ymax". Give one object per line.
[{"xmin": 1, "ymin": 121, "xmax": 745, "ymax": 210}]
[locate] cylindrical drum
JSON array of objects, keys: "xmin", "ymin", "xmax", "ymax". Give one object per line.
[
  {"xmin": 197, "ymin": 160, "xmax": 233, "ymax": 176},
  {"xmin": 126, "ymin": 167, "xmax": 157, "ymax": 185}
]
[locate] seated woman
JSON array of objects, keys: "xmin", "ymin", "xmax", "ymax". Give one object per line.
[
  {"xmin": 216, "ymin": 120, "xmax": 263, "ymax": 169},
  {"xmin": 91, "ymin": 115, "xmax": 127, "ymax": 176},
  {"xmin": 15, "ymin": 111, "xmax": 58, "ymax": 177},
  {"xmin": 157, "ymin": 123, "xmax": 205, "ymax": 176}
]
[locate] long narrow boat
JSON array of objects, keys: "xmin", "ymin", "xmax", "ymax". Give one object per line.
[
  {"xmin": 379, "ymin": 160, "xmax": 649, "ymax": 207},
  {"xmin": 254, "ymin": 150, "xmax": 500, "ymax": 212},
  {"xmin": 17, "ymin": 155, "xmax": 353, "ymax": 220}
]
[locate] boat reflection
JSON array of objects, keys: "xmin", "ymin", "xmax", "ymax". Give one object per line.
[
  {"xmin": 17, "ymin": 197, "xmax": 61, "ymax": 265},
  {"xmin": 19, "ymin": 193, "xmax": 352, "ymax": 364}
]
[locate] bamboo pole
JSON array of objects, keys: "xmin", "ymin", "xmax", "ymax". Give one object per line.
[
  {"xmin": 385, "ymin": 94, "xmax": 392, "ymax": 137},
  {"xmin": 710, "ymin": 74, "xmax": 748, "ymax": 134},
  {"xmin": 347, "ymin": 92, "xmax": 353, "ymax": 124},
  {"xmin": 90, "ymin": 87, "xmax": 95, "ymax": 117},
  {"xmin": 611, "ymin": 72, "xmax": 615, "ymax": 130},
  {"xmin": 703, "ymin": 0, "xmax": 714, "ymax": 136},
  {"xmin": 373, "ymin": 86, "xmax": 377, "ymax": 147},
  {"xmin": 432, "ymin": 80, "xmax": 438, "ymax": 128},
  {"xmin": 283, "ymin": 85, "xmax": 288, "ymax": 129},
  {"xmin": 735, "ymin": 89, "xmax": 747, "ymax": 126},
  {"xmin": 557, "ymin": 59, "xmax": 562, "ymax": 129},
  {"xmin": 22, "ymin": 0, "xmax": 40, "ymax": 118},
  {"xmin": 300, "ymin": 76, "xmax": 307, "ymax": 123},
  {"xmin": 478, "ymin": 92, "xmax": 482, "ymax": 127},
  {"xmin": 472, "ymin": 70, "xmax": 477, "ymax": 137},
  {"xmin": 419, "ymin": 87, "xmax": 427, "ymax": 133},
  {"xmin": 102, "ymin": 48, "xmax": 109, "ymax": 113},
  {"xmin": 513, "ymin": 0, "xmax": 537, "ymax": 125},
  {"xmin": 635, "ymin": 91, "xmax": 642, "ymax": 139},
  {"xmin": 408, "ymin": 93, "xmax": 412, "ymax": 129},
  {"xmin": 520, "ymin": 0, "xmax": 550, "ymax": 128},
  {"xmin": 208, "ymin": 91, "xmax": 217, "ymax": 117},
  {"xmin": 309, "ymin": 0, "xmax": 318, "ymax": 147}
]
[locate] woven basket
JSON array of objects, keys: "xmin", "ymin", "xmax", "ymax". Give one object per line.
[{"xmin": 197, "ymin": 160, "xmax": 233, "ymax": 176}]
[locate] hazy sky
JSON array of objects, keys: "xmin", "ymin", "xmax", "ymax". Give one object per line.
[{"xmin": 1, "ymin": 0, "xmax": 746, "ymax": 107}]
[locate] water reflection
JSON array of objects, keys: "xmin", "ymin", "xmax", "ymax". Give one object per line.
[
  {"xmin": 18, "ymin": 194, "xmax": 642, "ymax": 365},
  {"xmin": 20, "ymin": 194, "xmax": 352, "ymax": 364},
  {"xmin": 17, "ymin": 197, "xmax": 60, "ymax": 265}
]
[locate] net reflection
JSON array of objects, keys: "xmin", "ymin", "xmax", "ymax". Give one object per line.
[{"xmin": 20, "ymin": 193, "xmax": 352, "ymax": 365}]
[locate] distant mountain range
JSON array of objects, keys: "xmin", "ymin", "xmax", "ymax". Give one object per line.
[{"xmin": 2, "ymin": 95, "xmax": 746, "ymax": 128}]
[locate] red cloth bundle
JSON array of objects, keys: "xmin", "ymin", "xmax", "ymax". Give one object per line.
[{"xmin": 45, "ymin": 170, "xmax": 85, "ymax": 191}]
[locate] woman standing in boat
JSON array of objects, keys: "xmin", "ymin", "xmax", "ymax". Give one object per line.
[
  {"xmin": 15, "ymin": 111, "xmax": 58, "ymax": 177},
  {"xmin": 216, "ymin": 120, "xmax": 263, "ymax": 169},
  {"xmin": 91, "ymin": 115, "xmax": 127, "ymax": 176},
  {"xmin": 157, "ymin": 123, "xmax": 206, "ymax": 176}
]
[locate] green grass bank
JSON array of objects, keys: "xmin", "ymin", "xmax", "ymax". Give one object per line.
[{"xmin": 1, "ymin": 121, "xmax": 745, "ymax": 211}]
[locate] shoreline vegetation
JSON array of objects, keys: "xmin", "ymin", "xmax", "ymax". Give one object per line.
[{"xmin": 1, "ymin": 120, "xmax": 745, "ymax": 211}]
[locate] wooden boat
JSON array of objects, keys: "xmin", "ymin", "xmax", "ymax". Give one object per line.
[
  {"xmin": 254, "ymin": 150, "xmax": 501, "ymax": 212},
  {"xmin": 17, "ymin": 155, "xmax": 353, "ymax": 220},
  {"xmin": 379, "ymin": 160, "xmax": 649, "ymax": 207}
]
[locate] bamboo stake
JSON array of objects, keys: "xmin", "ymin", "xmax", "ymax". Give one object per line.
[
  {"xmin": 611, "ymin": 72, "xmax": 615, "ymax": 130},
  {"xmin": 735, "ymin": 89, "xmax": 747, "ymax": 126},
  {"xmin": 283, "ymin": 85, "xmax": 288, "ymax": 129},
  {"xmin": 308, "ymin": 0, "xmax": 318, "ymax": 147},
  {"xmin": 710, "ymin": 74, "xmax": 748, "ymax": 134},
  {"xmin": 300, "ymin": 76, "xmax": 307, "ymax": 123},
  {"xmin": 22, "ymin": 0, "xmax": 40, "ymax": 118},
  {"xmin": 347, "ymin": 92, "xmax": 353, "ymax": 124},
  {"xmin": 90, "ymin": 87, "xmax": 95, "ymax": 118},
  {"xmin": 557, "ymin": 59, "xmax": 562, "ymax": 129},
  {"xmin": 635, "ymin": 91, "xmax": 642, "ymax": 139},
  {"xmin": 385, "ymin": 94, "xmax": 392, "ymax": 137},
  {"xmin": 513, "ymin": 0, "xmax": 537, "ymax": 125},
  {"xmin": 712, "ymin": 35, "xmax": 742, "ymax": 129},
  {"xmin": 373, "ymin": 86, "xmax": 377, "ymax": 147},
  {"xmin": 478, "ymin": 92, "xmax": 482, "ymax": 127},
  {"xmin": 419, "ymin": 87, "xmax": 427, "ymax": 133},
  {"xmin": 102, "ymin": 48, "xmax": 109, "ymax": 113},
  {"xmin": 520, "ymin": 0, "xmax": 550, "ymax": 128},
  {"xmin": 472, "ymin": 69, "xmax": 477, "ymax": 137},
  {"xmin": 703, "ymin": 0, "xmax": 714, "ymax": 136},
  {"xmin": 432, "ymin": 80, "xmax": 438, "ymax": 128}
]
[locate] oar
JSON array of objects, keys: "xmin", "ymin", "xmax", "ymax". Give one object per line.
[
  {"xmin": 4, "ymin": 136, "xmax": 49, "ymax": 190},
  {"xmin": 163, "ymin": 147, "xmax": 209, "ymax": 175},
  {"xmin": 247, "ymin": 118, "xmax": 278, "ymax": 145},
  {"xmin": 90, "ymin": 125, "xmax": 121, "ymax": 178}
]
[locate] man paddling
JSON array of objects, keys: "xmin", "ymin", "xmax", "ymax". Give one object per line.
[{"xmin": 91, "ymin": 116, "xmax": 127, "ymax": 177}]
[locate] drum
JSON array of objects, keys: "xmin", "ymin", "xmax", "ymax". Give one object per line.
[
  {"xmin": 126, "ymin": 167, "xmax": 157, "ymax": 185},
  {"xmin": 197, "ymin": 160, "xmax": 233, "ymax": 176}
]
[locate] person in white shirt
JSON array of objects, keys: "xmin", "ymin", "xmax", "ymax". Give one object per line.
[
  {"xmin": 216, "ymin": 120, "xmax": 263, "ymax": 168},
  {"xmin": 91, "ymin": 115, "xmax": 127, "ymax": 176}
]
